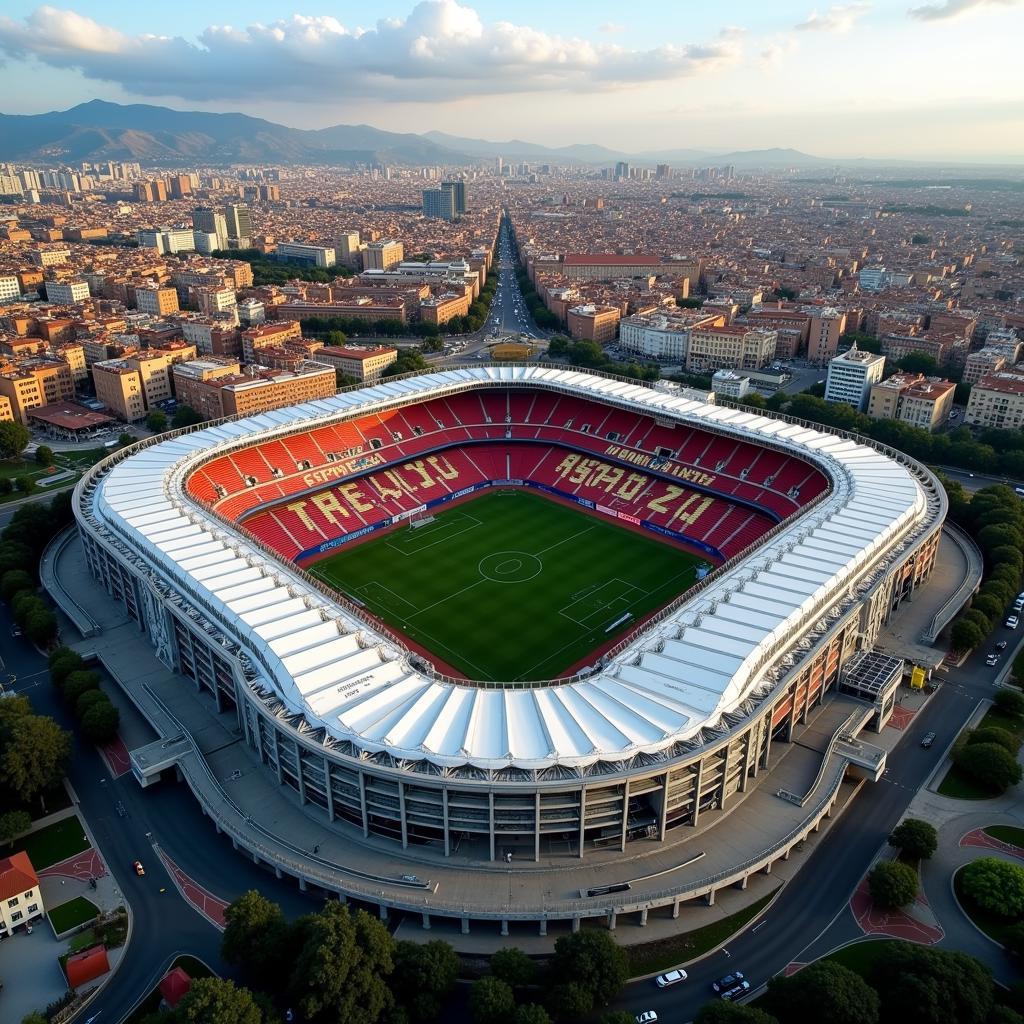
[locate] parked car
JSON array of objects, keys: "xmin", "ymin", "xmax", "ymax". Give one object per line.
[
  {"xmin": 920, "ymin": 732, "xmax": 936, "ymax": 749},
  {"xmin": 1006, "ymin": 616, "xmax": 1020, "ymax": 630},
  {"xmin": 721, "ymin": 980, "xmax": 751, "ymax": 1001},
  {"xmin": 712, "ymin": 971, "xmax": 746, "ymax": 993},
  {"xmin": 997, "ymin": 641, "xmax": 1008, "ymax": 651},
  {"xmin": 132, "ymin": 860, "xmax": 145, "ymax": 876},
  {"xmin": 986, "ymin": 654, "xmax": 1000, "ymax": 666},
  {"xmin": 636, "ymin": 1014, "xmax": 658, "ymax": 1024},
  {"xmin": 656, "ymin": 968, "xmax": 688, "ymax": 988}
]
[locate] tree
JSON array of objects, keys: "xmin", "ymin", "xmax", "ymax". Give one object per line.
[
  {"xmin": 34, "ymin": 445, "xmax": 54, "ymax": 467},
  {"xmin": 0, "ymin": 421, "xmax": 30, "ymax": 459},
  {"xmin": 870, "ymin": 944, "xmax": 993, "ymax": 1024},
  {"xmin": 80, "ymin": 700, "xmax": 120, "ymax": 744},
  {"xmin": 490, "ymin": 947, "xmax": 537, "ymax": 989},
  {"xmin": 961, "ymin": 858, "xmax": 1024, "ymax": 918},
  {"xmin": 987, "ymin": 1008, "xmax": 1024, "ymax": 1024},
  {"xmin": 168, "ymin": 977, "xmax": 265, "ymax": 1024},
  {"xmin": 0, "ymin": 478, "xmax": 10, "ymax": 496},
  {"xmin": 953, "ymin": 742, "xmax": 1023, "ymax": 793},
  {"xmin": 390, "ymin": 940, "xmax": 459, "ymax": 1023},
  {"xmin": 75, "ymin": 689, "xmax": 109, "ymax": 718},
  {"xmin": 63, "ymin": 670, "xmax": 101, "ymax": 705},
  {"xmin": 25, "ymin": 607, "xmax": 57, "ymax": 646},
  {"xmin": 14, "ymin": 476, "xmax": 35, "ymax": 494},
  {"xmin": 1, "ymin": 570, "xmax": 34, "ymax": 603},
  {"xmin": 172, "ymin": 406, "xmax": 204, "ymax": 428},
  {"xmin": 695, "ymin": 1003, "xmax": 779, "ymax": 1024},
  {"xmin": 599, "ymin": 1014, "xmax": 636, "ymax": 1024},
  {"xmin": 888, "ymin": 819, "xmax": 938, "ymax": 862},
  {"xmin": 48, "ymin": 649, "xmax": 85, "ymax": 689},
  {"xmin": 222, "ymin": 890, "xmax": 289, "ymax": 991},
  {"xmin": 0, "ymin": 698, "xmax": 72, "ymax": 803},
  {"xmin": 1004, "ymin": 921, "xmax": 1024, "ymax": 959},
  {"xmin": 289, "ymin": 902, "xmax": 394, "ymax": 1024},
  {"xmin": 514, "ymin": 1007, "xmax": 551, "ymax": 1024},
  {"xmin": 951, "ymin": 618, "xmax": 984, "ymax": 653},
  {"xmin": 21, "ymin": 1014, "xmax": 48, "ymax": 1024},
  {"xmin": 995, "ymin": 688, "xmax": 1024, "ymax": 718},
  {"xmin": 470, "ymin": 977, "xmax": 515, "ymax": 1024},
  {"xmin": 868, "ymin": 860, "xmax": 919, "ymax": 909},
  {"xmin": 967, "ymin": 727, "xmax": 1019, "ymax": 754},
  {"xmin": 145, "ymin": 410, "xmax": 167, "ymax": 433},
  {"xmin": 546, "ymin": 983, "xmax": 592, "ymax": 1022},
  {"xmin": 548, "ymin": 930, "xmax": 628, "ymax": 1016},
  {"xmin": 0, "ymin": 809, "xmax": 31, "ymax": 846},
  {"xmin": 764, "ymin": 960, "xmax": 879, "ymax": 1024}
]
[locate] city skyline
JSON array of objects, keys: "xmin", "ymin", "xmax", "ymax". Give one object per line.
[{"xmin": 0, "ymin": 0, "xmax": 1022, "ymax": 164}]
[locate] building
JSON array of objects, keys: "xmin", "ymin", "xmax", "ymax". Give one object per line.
[
  {"xmin": 618, "ymin": 311, "xmax": 721, "ymax": 362},
  {"xmin": 211, "ymin": 363, "xmax": 336, "ymax": 418},
  {"xmin": 136, "ymin": 228, "xmax": 195, "ymax": 255},
  {"xmin": 686, "ymin": 326, "xmax": 777, "ymax": 373},
  {"xmin": 275, "ymin": 242, "xmax": 336, "ymax": 268},
  {"xmin": 825, "ymin": 345, "xmax": 886, "ymax": 411},
  {"xmin": 562, "ymin": 254, "xmax": 702, "ymax": 286},
  {"xmin": 422, "ymin": 188, "xmax": 455, "ymax": 221},
  {"xmin": 566, "ymin": 304, "xmax": 621, "ymax": 343},
  {"xmin": 964, "ymin": 370, "xmax": 1024, "ymax": 430},
  {"xmin": 0, "ymin": 360, "xmax": 75, "ymax": 423},
  {"xmin": 806, "ymin": 308, "xmax": 846, "ymax": 365},
  {"xmin": 192, "ymin": 207, "xmax": 228, "ymax": 250},
  {"xmin": 46, "ymin": 279, "xmax": 90, "ymax": 305},
  {"xmin": 312, "ymin": 345, "xmax": 398, "ymax": 382},
  {"xmin": 441, "ymin": 180, "xmax": 467, "ymax": 216},
  {"xmin": 172, "ymin": 359, "xmax": 243, "ymax": 420},
  {"xmin": 0, "ymin": 275, "xmax": 20, "ymax": 303},
  {"xmin": 867, "ymin": 373, "xmax": 956, "ymax": 432},
  {"xmin": 241, "ymin": 321, "xmax": 303, "ymax": 363},
  {"xmin": 858, "ymin": 267, "xmax": 887, "ymax": 291},
  {"xmin": 963, "ymin": 340, "xmax": 1021, "ymax": 385},
  {"xmin": 135, "ymin": 285, "xmax": 180, "ymax": 317},
  {"xmin": 0, "ymin": 851, "xmax": 43, "ymax": 937},
  {"xmin": 0, "ymin": 396, "xmax": 12, "ymax": 422},
  {"xmin": 362, "ymin": 240, "xmax": 404, "ymax": 271},
  {"xmin": 335, "ymin": 231, "xmax": 361, "ymax": 266},
  {"xmin": 93, "ymin": 346, "xmax": 197, "ymax": 421},
  {"xmin": 420, "ymin": 291, "xmax": 471, "ymax": 326},
  {"xmin": 712, "ymin": 369, "xmax": 752, "ymax": 399},
  {"xmin": 225, "ymin": 204, "xmax": 252, "ymax": 241}
]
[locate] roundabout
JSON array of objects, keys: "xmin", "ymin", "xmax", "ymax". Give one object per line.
[{"xmin": 477, "ymin": 550, "xmax": 543, "ymax": 583}]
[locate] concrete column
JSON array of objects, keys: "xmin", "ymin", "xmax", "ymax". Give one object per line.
[
  {"xmin": 442, "ymin": 788, "xmax": 451, "ymax": 858},
  {"xmin": 672, "ymin": 897, "xmax": 681, "ymax": 919},
  {"xmin": 659, "ymin": 770, "xmax": 670, "ymax": 842},
  {"xmin": 738, "ymin": 875, "xmax": 749, "ymax": 890},
  {"xmin": 337, "ymin": 893, "xmax": 347, "ymax": 904},
  {"xmin": 764, "ymin": 861, "xmax": 773, "ymax": 875},
  {"xmin": 815, "ymin": 819, "xmax": 822, "ymax": 833},
  {"xmin": 572, "ymin": 917, "xmax": 581, "ymax": 933},
  {"xmin": 539, "ymin": 918, "xmax": 547, "ymax": 937},
  {"xmin": 422, "ymin": 912, "xmax": 431, "ymax": 930},
  {"xmin": 231, "ymin": 837, "xmax": 238, "ymax": 851},
  {"xmin": 619, "ymin": 778, "xmax": 631, "ymax": 853},
  {"xmin": 691, "ymin": 758, "xmax": 704, "ymax": 827},
  {"xmin": 379, "ymin": 904, "xmax": 389, "ymax": 922},
  {"xmin": 252, "ymin": 852, "xmax": 259, "ymax": 865},
  {"xmin": 398, "ymin": 782, "xmax": 408, "ymax": 850},
  {"xmin": 535, "ymin": 792, "xmax": 541, "ymax": 863},
  {"xmin": 489, "ymin": 792, "xmax": 496, "ymax": 862},
  {"xmin": 739, "ymin": 727, "xmax": 755, "ymax": 791},
  {"xmin": 640, "ymin": 908, "xmax": 649, "ymax": 926},
  {"xmin": 358, "ymin": 771, "xmax": 369, "ymax": 839},
  {"xmin": 274, "ymin": 866, "xmax": 282, "ymax": 880},
  {"xmin": 324, "ymin": 756, "xmax": 335, "ymax": 823},
  {"xmin": 578, "ymin": 788, "xmax": 587, "ymax": 859},
  {"xmin": 608, "ymin": 911, "xmax": 617, "ymax": 930},
  {"xmin": 706, "ymin": 889, "xmax": 716, "ymax": 907},
  {"xmin": 718, "ymin": 746, "xmax": 731, "ymax": 810},
  {"xmin": 500, "ymin": 919, "xmax": 509, "ymax": 937},
  {"xmin": 299, "ymin": 877, "xmax": 308, "ymax": 892},
  {"xmin": 461, "ymin": 917, "xmax": 470, "ymax": 935},
  {"xmin": 783, "ymin": 847, "xmax": 791, "ymax": 861},
  {"xmin": 215, "ymin": 822, "xmax": 222, "ymax": 835}
]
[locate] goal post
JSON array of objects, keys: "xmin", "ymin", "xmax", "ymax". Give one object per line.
[{"xmin": 408, "ymin": 509, "xmax": 436, "ymax": 530}]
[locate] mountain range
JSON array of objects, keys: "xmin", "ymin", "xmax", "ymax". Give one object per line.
[{"xmin": 0, "ymin": 100, "xmax": 836, "ymax": 170}]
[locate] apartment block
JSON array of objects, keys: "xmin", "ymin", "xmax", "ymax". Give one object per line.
[
  {"xmin": 311, "ymin": 345, "xmax": 398, "ymax": 381},
  {"xmin": 172, "ymin": 359, "xmax": 243, "ymax": 420},
  {"xmin": 362, "ymin": 240, "xmax": 404, "ymax": 271},
  {"xmin": 686, "ymin": 326, "xmax": 777, "ymax": 373},
  {"xmin": 420, "ymin": 291, "xmax": 471, "ymax": 326},
  {"xmin": 618, "ymin": 311, "xmax": 722, "ymax": 361},
  {"xmin": 867, "ymin": 373, "xmax": 955, "ymax": 432},
  {"xmin": 825, "ymin": 346, "xmax": 886, "ymax": 411},
  {"xmin": 241, "ymin": 321, "xmax": 303, "ymax": 362},
  {"xmin": 566, "ymin": 304, "xmax": 621, "ymax": 343},
  {"xmin": 0, "ymin": 359, "xmax": 75, "ymax": 423},
  {"xmin": 174, "ymin": 362, "xmax": 336, "ymax": 420},
  {"xmin": 135, "ymin": 285, "xmax": 180, "ymax": 316},
  {"xmin": 806, "ymin": 308, "xmax": 847, "ymax": 365},
  {"xmin": 275, "ymin": 242, "xmax": 336, "ymax": 268},
  {"xmin": 965, "ymin": 371, "xmax": 1024, "ymax": 430},
  {"xmin": 93, "ymin": 345, "xmax": 197, "ymax": 421},
  {"xmin": 46, "ymin": 279, "xmax": 90, "ymax": 305},
  {"xmin": 0, "ymin": 276, "xmax": 20, "ymax": 303}
]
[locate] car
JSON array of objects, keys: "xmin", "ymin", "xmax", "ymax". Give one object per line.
[
  {"xmin": 10, "ymin": 625, "xmax": 22, "ymax": 638},
  {"xmin": 920, "ymin": 731, "xmax": 936, "ymax": 749},
  {"xmin": 132, "ymin": 860, "xmax": 145, "ymax": 876},
  {"xmin": 635, "ymin": 1013, "xmax": 658, "ymax": 1024},
  {"xmin": 656, "ymin": 968, "xmax": 688, "ymax": 988},
  {"xmin": 712, "ymin": 971, "xmax": 745, "ymax": 993},
  {"xmin": 986, "ymin": 654, "xmax": 1000, "ymax": 666},
  {"xmin": 1007, "ymin": 616, "xmax": 1020, "ymax": 630},
  {"xmin": 997, "ymin": 641, "xmax": 1009, "ymax": 650},
  {"xmin": 721, "ymin": 980, "xmax": 751, "ymax": 1001}
]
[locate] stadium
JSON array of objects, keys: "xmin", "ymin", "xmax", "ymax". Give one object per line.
[{"xmin": 75, "ymin": 366, "xmax": 945, "ymax": 873}]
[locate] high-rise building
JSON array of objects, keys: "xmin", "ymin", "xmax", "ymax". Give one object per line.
[
  {"xmin": 226, "ymin": 204, "xmax": 252, "ymax": 241},
  {"xmin": 192, "ymin": 207, "xmax": 228, "ymax": 250},
  {"xmin": 441, "ymin": 179, "xmax": 467, "ymax": 216},
  {"xmin": 824, "ymin": 345, "xmax": 886, "ymax": 411},
  {"xmin": 495, "ymin": 156, "xmax": 503, "ymax": 176},
  {"xmin": 362, "ymin": 240, "xmax": 404, "ymax": 271},
  {"xmin": 615, "ymin": 161, "xmax": 631, "ymax": 179},
  {"xmin": 422, "ymin": 187, "xmax": 455, "ymax": 221}
]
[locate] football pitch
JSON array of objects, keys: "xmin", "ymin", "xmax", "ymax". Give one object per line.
[{"xmin": 308, "ymin": 490, "xmax": 705, "ymax": 682}]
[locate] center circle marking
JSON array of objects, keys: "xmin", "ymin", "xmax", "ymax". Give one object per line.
[{"xmin": 478, "ymin": 551, "xmax": 543, "ymax": 583}]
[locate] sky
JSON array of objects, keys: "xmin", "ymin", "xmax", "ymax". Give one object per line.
[{"xmin": 0, "ymin": 0, "xmax": 1021, "ymax": 163}]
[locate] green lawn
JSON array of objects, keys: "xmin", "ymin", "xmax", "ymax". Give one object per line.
[
  {"xmin": 626, "ymin": 888, "xmax": 779, "ymax": 976},
  {"xmin": 48, "ymin": 896, "xmax": 99, "ymax": 934},
  {"xmin": 938, "ymin": 705, "xmax": 1024, "ymax": 799},
  {"xmin": 824, "ymin": 938, "xmax": 903, "ymax": 976},
  {"xmin": 12, "ymin": 815, "xmax": 90, "ymax": 869},
  {"xmin": 309, "ymin": 490, "xmax": 705, "ymax": 681},
  {"xmin": 124, "ymin": 955, "xmax": 215, "ymax": 1024},
  {"xmin": 983, "ymin": 824, "xmax": 1024, "ymax": 847},
  {"xmin": 953, "ymin": 867, "xmax": 1020, "ymax": 946}
]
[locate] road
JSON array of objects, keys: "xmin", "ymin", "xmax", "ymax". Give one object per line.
[{"xmin": 611, "ymin": 629, "xmax": 1020, "ymax": 1022}]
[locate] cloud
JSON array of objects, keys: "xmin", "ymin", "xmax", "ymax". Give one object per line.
[
  {"xmin": 908, "ymin": 0, "xmax": 1017, "ymax": 20},
  {"xmin": 794, "ymin": 3, "xmax": 872, "ymax": 31},
  {"xmin": 0, "ymin": 2, "xmax": 742, "ymax": 103},
  {"xmin": 598, "ymin": 22, "xmax": 625, "ymax": 34}
]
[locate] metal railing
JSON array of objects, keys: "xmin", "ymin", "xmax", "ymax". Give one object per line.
[{"xmin": 922, "ymin": 521, "xmax": 984, "ymax": 643}]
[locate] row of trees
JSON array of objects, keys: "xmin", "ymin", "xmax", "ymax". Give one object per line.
[
  {"xmin": 48, "ymin": 647, "xmax": 121, "ymax": 744},
  {"xmin": 547, "ymin": 336, "xmax": 660, "ymax": 383},
  {"xmin": 210, "ymin": 249, "xmax": 355, "ymax": 287},
  {"xmin": 865, "ymin": 819, "xmax": 940, "ymax": 910},
  {"xmin": 216, "ymin": 889, "xmax": 632, "ymax": 1024},
  {"xmin": 950, "ymin": 690, "xmax": 1024, "ymax": 795},
  {"xmin": 946, "ymin": 484, "xmax": 1024, "ymax": 653}
]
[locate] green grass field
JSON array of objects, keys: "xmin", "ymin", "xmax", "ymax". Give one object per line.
[{"xmin": 310, "ymin": 490, "xmax": 705, "ymax": 682}]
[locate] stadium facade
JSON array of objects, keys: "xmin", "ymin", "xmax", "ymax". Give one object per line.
[{"xmin": 74, "ymin": 367, "xmax": 945, "ymax": 864}]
